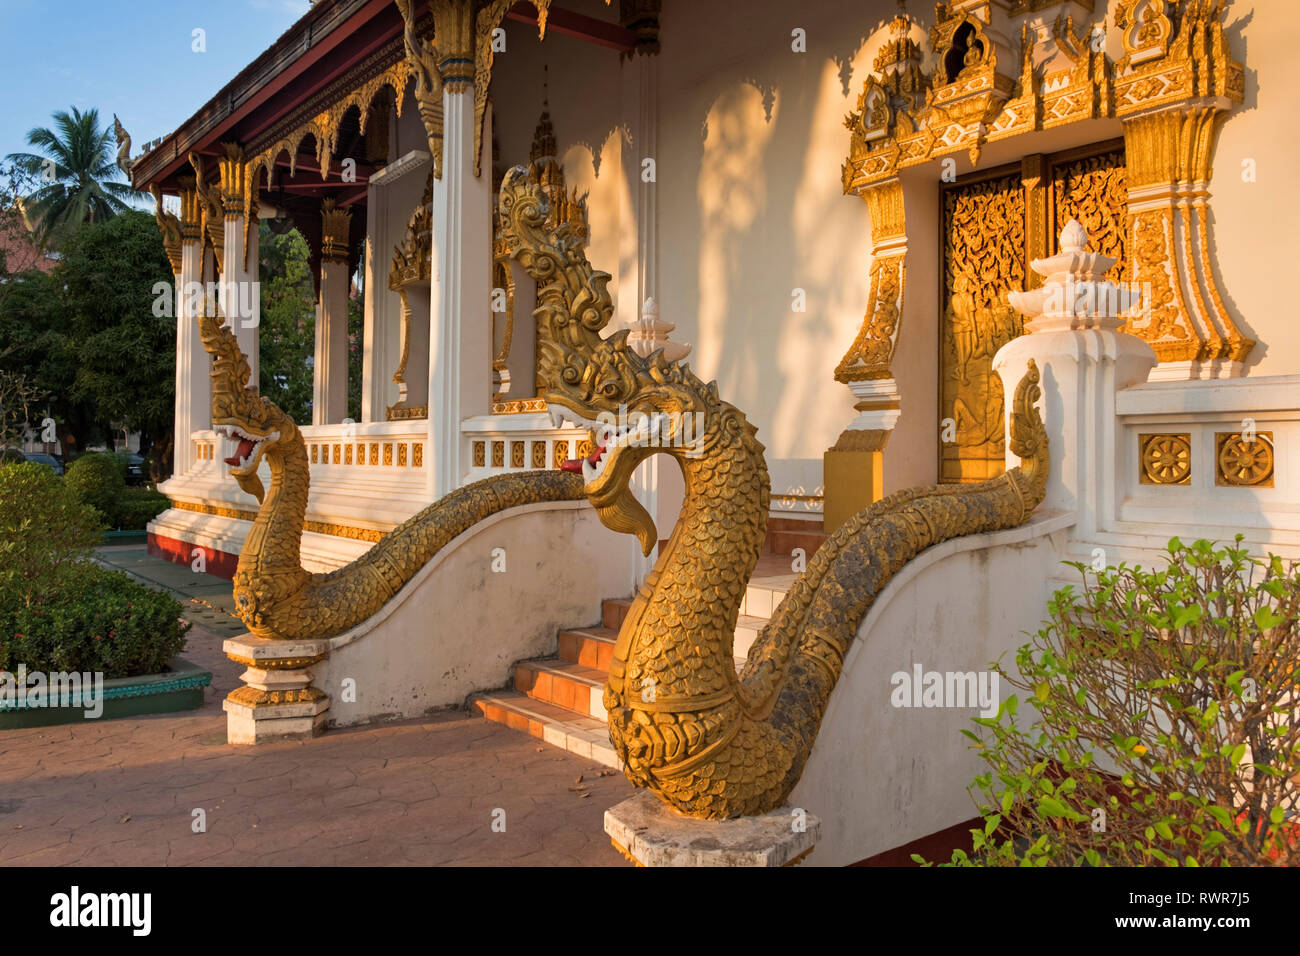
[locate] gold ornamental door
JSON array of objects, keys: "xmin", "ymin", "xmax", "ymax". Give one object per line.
[{"xmin": 938, "ymin": 141, "xmax": 1127, "ymax": 483}]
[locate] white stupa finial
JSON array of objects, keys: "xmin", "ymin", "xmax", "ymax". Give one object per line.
[{"xmin": 1008, "ymin": 220, "xmax": 1141, "ymax": 333}]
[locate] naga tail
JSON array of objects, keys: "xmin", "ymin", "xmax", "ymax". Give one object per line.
[{"xmin": 720, "ymin": 362, "xmax": 1051, "ymax": 816}]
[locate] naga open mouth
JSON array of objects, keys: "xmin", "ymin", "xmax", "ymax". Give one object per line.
[
  {"xmin": 214, "ymin": 424, "xmax": 277, "ymax": 473},
  {"xmin": 552, "ymin": 406, "xmax": 675, "ymax": 484}
]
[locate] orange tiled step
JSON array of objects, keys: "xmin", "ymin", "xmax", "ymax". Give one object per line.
[
  {"xmin": 514, "ymin": 659, "xmax": 607, "ymax": 719},
  {"xmin": 473, "ymin": 692, "xmax": 620, "ymax": 768},
  {"xmin": 558, "ymin": 626, "xmax": 617, "ymax": 670},
  {"xmin": 602, "ymin": 598, "xmax": 633, "ymax": 631}
]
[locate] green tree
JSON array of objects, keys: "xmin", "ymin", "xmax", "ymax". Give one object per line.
[
  {"xmin": 5, "ymin": 106, "xmax": 139, "ymax": 248},
  {"xmin": 258, "ymin": 223, "xmax": 317, "ymax": 423},
  {"xmin": 60, "ymin": 211, "xmax": 175, "ymax": 458}
]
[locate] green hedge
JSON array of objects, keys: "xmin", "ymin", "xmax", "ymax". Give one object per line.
[
  {"xmin": 64, "ymin": 453, "xmax": 125, "ymax": 526},
  {"xmin": 2, "ymin": 562, "xmax": 189, "ymax": 678},
  {"xmin": 0, "ymin": 462, "xmax": 188, "ymax": 680},
  {"xmin": 116, "ymin": 486, "xmax": 169, "ymax": 530}
]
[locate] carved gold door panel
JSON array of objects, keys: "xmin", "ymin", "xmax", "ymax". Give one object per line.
[
  {"xmin": 939, "ymin": 141, "xmax": 1127, "ymax": 483},
  {"xmin": 1048, "ymin": 144, "xmax": 1128, "ymax": 285},
  {"xmin": 940, "ymin": 168, "xmax": 1026, "ymax": 483}
]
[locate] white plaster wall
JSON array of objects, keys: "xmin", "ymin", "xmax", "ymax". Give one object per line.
[
  {"xmin": 1190, "ymin": 1, "xmax": 1300, "ymax": 377},
  {"xmin": 790, "ymin": 511, "xmax": 1075, "ymax": 866},
  {"xmin": 655, "ymin": 1, "xmax": 899, "ymax": 509},
  {"xmin": 316, "ymin": 501, "xmax": 632, "ymax": 726},
  {"xmin": 491, "ymin": 6, "xmax": 630, "ymax": 314}
]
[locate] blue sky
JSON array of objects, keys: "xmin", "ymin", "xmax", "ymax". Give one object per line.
[{"xmin": 1, "ymin": 0, "xmax": 311, "ymax": 165}]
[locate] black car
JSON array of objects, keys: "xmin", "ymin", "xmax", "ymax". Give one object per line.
[
  {"xmin": 24, "ymin": 452, "xmax": 64, "ymax": 476},
  {"xmin": 122, "ymin": 453, "xmax": 146, "ymax": 485}
]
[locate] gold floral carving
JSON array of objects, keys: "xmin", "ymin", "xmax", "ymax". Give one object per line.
[
  {"xmin": 844, "ymin": 2, "xmax": 1250, "ymax": 372},
  {"xmin": 500, "ymin": 163, "xmax": 1050, "ymax": 818},
  {"xmin": 940, "ymin": 170, "xmax": 1025, "ymax": 483},
  {"xmin": 1051, "ymin": 149, "xmax": 1128, "ymax": 284},
  {"xmin": 1216, "ymin": 432, "xmax": 1274, "ymax": 488},
  {"xmin": 1139, "ymin": 433, "xmax": 1192, "ymax": 485},
  {"xmin": 834, "ymin": 179, "xmax": 906, "ymax": 384}
]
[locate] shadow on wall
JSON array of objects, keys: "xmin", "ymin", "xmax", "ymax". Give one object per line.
[{"xmin": 659, "ymin": 6, "xmax": 919, "ymax": 498}]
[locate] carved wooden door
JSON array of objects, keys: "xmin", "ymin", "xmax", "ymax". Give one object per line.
[{"xmin": 938, "ymin": 141, "xmax": 1126, "ymax": 483}]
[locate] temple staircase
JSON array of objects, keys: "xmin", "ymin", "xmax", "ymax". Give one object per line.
[{"xmin": 472, "ymin": 517, "xmax": 827, "ymax": 767}]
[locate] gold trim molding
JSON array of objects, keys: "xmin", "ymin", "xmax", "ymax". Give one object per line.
[{"xmin": 170, "ymin": 499, "xmax": 389, "ymax": 543}]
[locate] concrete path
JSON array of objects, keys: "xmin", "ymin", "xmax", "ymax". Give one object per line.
[{"xmin": 0, "ymin": 548, "xmax": 633, "ymax": 866}]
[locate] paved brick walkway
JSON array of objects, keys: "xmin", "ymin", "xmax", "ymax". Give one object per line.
[{"xmin": 0, "ymin": 549, "xmax": 633, "ymax": 866}]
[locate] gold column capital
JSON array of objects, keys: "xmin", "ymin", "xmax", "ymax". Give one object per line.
[
  {"xmin": 217, "ymin": 142, "xmax": 249, "ymax": 217},
  {"xmin": 177, "ymin": 175, "xmax": 203, "ymax": 244},
  {"xmin": 320, "ymin": 199, "xmax": 353, "ymax": 263}
]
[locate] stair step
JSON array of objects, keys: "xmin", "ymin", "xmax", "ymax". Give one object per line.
[
  {"xmin": 602, "ymin": 597, "xmax": 633, "ymax": 631},
  {"xmin": 558, "ymin": 626, "xmax": 617, "ymax": 669},
  {"xmin": 766, "ymin": 530, "xmax": 828, "ymax": 560},
  {"xmin": 473, "ymin": 692, "xmax": 621, "ymax": 768},
  {"xmin": 514, "ymin": 659, "xmax": 607, "ymax": 719}
]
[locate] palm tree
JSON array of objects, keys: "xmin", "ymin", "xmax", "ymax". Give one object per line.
[{"xmin": 6, "ymin": 106, "xmax": 139, "ymax": 248}]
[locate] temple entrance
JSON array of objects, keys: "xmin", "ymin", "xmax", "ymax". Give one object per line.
[{"xmin": 938, "ymin": 140, "xmax": 1127, "ymax": 483}]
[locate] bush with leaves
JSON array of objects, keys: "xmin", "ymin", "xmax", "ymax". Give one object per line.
[
  {"xmin": 0, "ymin": 461, "xmax": 101, "ymax": 602},
  {"xmin": 0, "ymin": 463, "xmax": 188, "ymax": 679},
  {"xmin": 932, "ymin": 537, "xmax": 1299, "ymax": 867},
  {"xmin": 63, "ymin": 451, "xmax": 125, "ymax": 526},
  {"xmin": 2, "ymin": 562, "xmax": 188, "ymax": 678},
  {"xmin": 116, "ymin": 486, "xmax": 169, "ymax": 530}
]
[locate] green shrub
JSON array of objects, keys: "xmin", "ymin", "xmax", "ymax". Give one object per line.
[
  {"xmin": 116, "ymin": 486, "xmax": 169, "ymax": 530},
  {"xmin": 0, "ymin": 462, "xmax": 102, "ymax": 602},
  {"xmin": 931, "ymin": 537, "xmax": 1299, "ymax": 867},
  {"xmin": 64, "ymin": 452, "xmax": 125, "ymax": 526},
  {"xmin": 1, "ymin": 561, "xmax": 189, "ymax": 679}
]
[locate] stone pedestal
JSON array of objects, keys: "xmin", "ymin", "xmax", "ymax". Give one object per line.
[
  {"xmin": 605, "ymin": 792, "xmax": 821, "ymax": 867},
  {"xmin": 222, "ymin": 636, "xmax": 330, "ymax": 745},
  {"xmin": 994, "ymin": 220, "xmax": 1156, "ymax": 540}
]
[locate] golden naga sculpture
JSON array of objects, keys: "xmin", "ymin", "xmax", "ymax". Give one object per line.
[
  {"xmin": 499, "ymin": 167, "xmax": 1050, "ymax": 818},
  {"xmin": 197, "ymin": 310, "xmax": 582, "ymax": 642}
]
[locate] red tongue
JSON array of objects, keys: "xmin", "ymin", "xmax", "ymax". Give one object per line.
[
  {"xmin": 224, "ymin": 438, "xmax": 255, "ymax": 467},
  {"xmin": 561, "ymin": 443, "xmax": 606, "ymax": 474}
]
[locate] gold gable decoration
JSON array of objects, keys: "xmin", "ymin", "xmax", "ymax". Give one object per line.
[{"xmin": 842, "ymin": 0, "xmax": 1253, "ymax": 378}]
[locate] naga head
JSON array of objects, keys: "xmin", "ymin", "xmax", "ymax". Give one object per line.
[
  {"xmin": 198, "ymin": 312, "xmax": 299, "ymax": 502},
  {"xmin": 500, "ymin": 165, "xmax": 743, "ymax": 555}
]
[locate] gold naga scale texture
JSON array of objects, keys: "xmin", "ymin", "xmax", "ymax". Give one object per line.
[{"xmin": 497, "ymin": 166, "xmax": 1051, "ymax": 819}]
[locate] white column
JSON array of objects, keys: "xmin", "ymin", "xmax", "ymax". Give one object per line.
[
  {"xmin": 315, "ymin": 257, "xmax": 351, "ymax": 424},
  {"xmin": 171, "ymin": 237, "xmax": 209, "ymax": 478},
  {"xmin": 426, "ymin": 93, "xmax": 492, "ymax": 498},
  {"xmin": 222, "ymin": 215, "xmax": 259, "ymax": 385},
  {"xmin": 362, "ymin": 191, "xmax": 388, "ymax": 423}
]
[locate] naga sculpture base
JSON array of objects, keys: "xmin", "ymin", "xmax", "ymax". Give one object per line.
[
  {"xmin": 604, "ymin": 792, "xmax": 821, "ymax": 867},
  {"xmin": 222, "ymin": 636, "xmax": 331, "ymax": 745}
]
